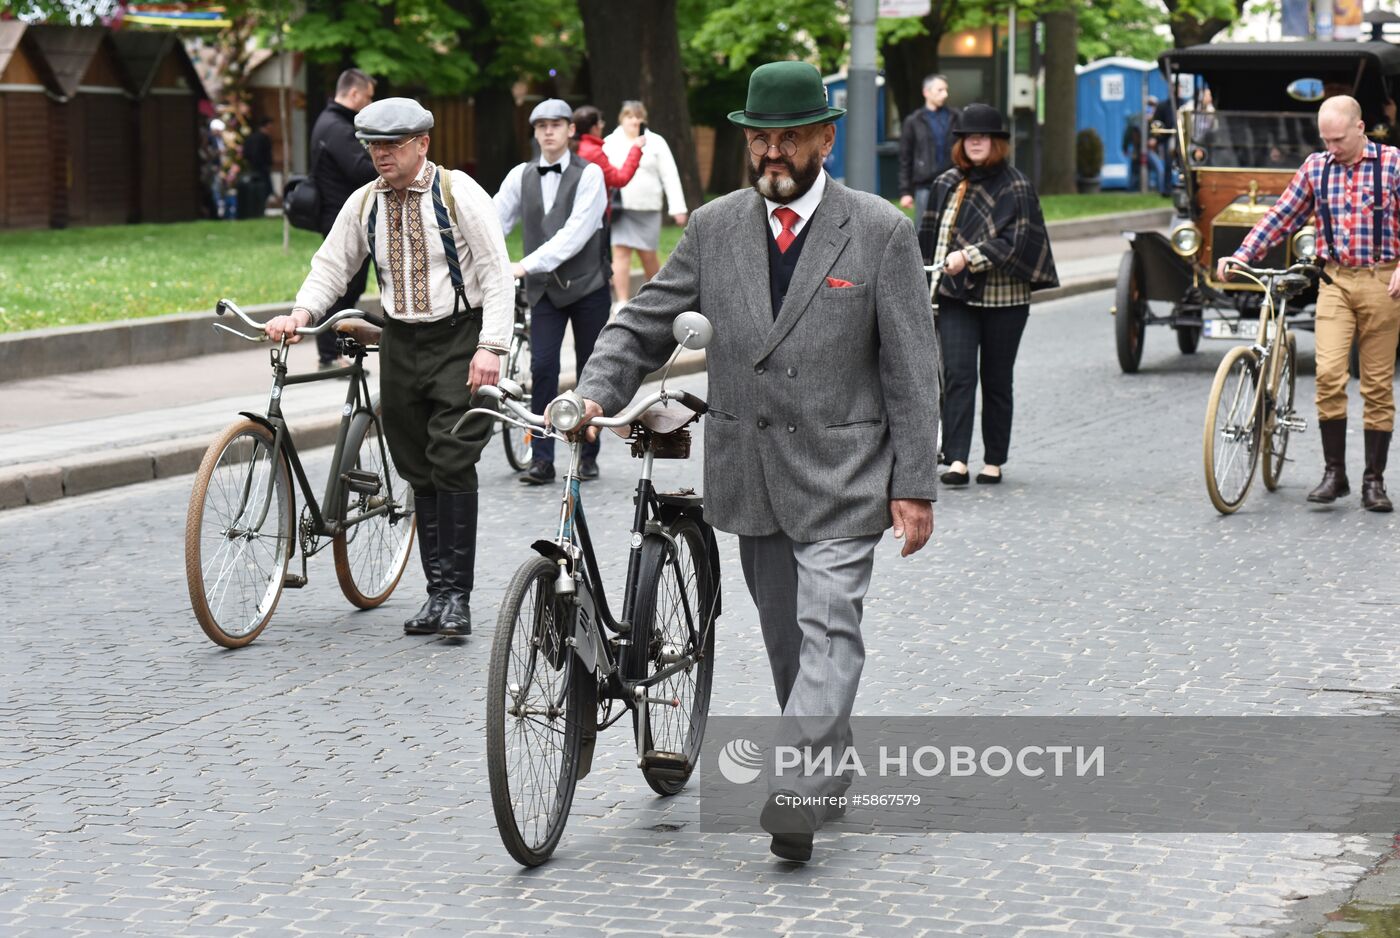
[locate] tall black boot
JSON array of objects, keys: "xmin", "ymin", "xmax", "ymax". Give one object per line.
[
  {"xmin": 1363, "ymin": 428, "xmax": 1393, "ymax": 513},
  {"xmin": 403, "ymin": 495, "xmax": 445, "ymax": 634},
  {"xmin": 437, "ymin": 491, "xmax": 476, "ymax": 640},
  {"xmin": 1307, "ymin": 419, "xmax": 1351, "ymax": 503}
]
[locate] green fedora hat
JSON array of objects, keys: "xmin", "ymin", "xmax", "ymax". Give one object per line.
[{"xmin": 728, "ymin": 60, "xmax": 845, "ymax": 129}]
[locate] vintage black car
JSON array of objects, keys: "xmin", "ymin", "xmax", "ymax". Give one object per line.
[{"xmin": 1113, "ymin": 41, "xmax": 1400, "ymax": 373}]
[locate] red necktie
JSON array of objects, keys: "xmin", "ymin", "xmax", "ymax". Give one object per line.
[{"xmin": 773, "ymin": 206, "xmax": 800, "ymax": 253}]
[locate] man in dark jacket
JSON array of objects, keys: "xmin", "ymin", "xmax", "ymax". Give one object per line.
[
  {"xmin": 898, "ymin": 74, "xmax": 959, "ymax": 224},
  {"xmin": 307, "ymin": 68, "xmax": 377, "ymax": 368}
]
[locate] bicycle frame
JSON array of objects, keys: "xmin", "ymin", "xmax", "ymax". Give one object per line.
[{"xmin": 1229, "ymin": 265, "xmax": 1306, "ymax": 436}]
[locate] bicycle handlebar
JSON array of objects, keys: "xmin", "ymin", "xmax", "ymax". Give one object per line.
[
  {"xmin": 468, "ymin": 385, "xmax": 709, "ymax": 434},
  {"xmin": 1220, "ymin": 257, "xmax": 1321, "ymax": 281},
  {"xmin": 215, "ymin": 298, "xmax": 383, "ymax": 340}
]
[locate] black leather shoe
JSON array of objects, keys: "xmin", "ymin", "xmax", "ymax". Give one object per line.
[
  {"xmin": 437, "ymin": 592, "xmax": 472, "ymax": 638},
  {"xmin": 520, "ymin": 460, "xmax": 555, "ymax": 485},
  {"xmin": 940, "ymin": 469, "xmax": 969, "ymax": 486},
  {"xmin": 975, "ymin": 470, "xmax": 1002, "ymax": 485},
  {"xmin": 578, "ymin": 459, "xmax": 599, "ymax": 480},
  {"xmin": 759, "ymin": 791, "xmax": 818, "ymax": 863},
  {"xmin": 1307, "ymin": 467, "xmax": 1351, "ymax": 503},
  {"xmin": 404, "ymin": 595, "xmax": 446, "ymax": 635}
]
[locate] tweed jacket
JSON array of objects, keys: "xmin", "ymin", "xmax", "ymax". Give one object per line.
[
  {"xmin": 575, "ymin": 177, "xmax": 942, "ymax": 542},
  {"xmin": 918, "ymin": 163, "xmax": 1059, "ymax": 303}
]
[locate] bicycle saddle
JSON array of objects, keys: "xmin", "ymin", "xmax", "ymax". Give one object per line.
[
  {"xmin": 608, "ymin": 401, "xmax": 699, "ymax": 439},
  {"xmin": 335, "ymin": 319, "xmax": 383, "ymax": 346}
]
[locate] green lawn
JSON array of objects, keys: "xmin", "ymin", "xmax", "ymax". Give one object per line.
[{"xmin": 0, "ymin": 191, "xmax": 1150, "ymax": 334}]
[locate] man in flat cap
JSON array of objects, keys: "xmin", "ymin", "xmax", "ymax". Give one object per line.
[
  {"xmin": 265, "ymin": 97, "xmax": 514, "ymax": 641},
  {"xmin": 574, "ymin": 61, "xmax": 941, "ymax": 862},
  {"xmin": 494, "ymin": 98, "xmax": 611, "ymax": 485}
]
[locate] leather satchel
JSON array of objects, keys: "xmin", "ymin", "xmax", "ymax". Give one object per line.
[{"xmin": 282, "ymin": 142, "xmax": 326, "ymax": 232}]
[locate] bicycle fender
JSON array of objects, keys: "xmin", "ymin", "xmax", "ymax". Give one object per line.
[
  {"xmin": 529, "ymin": 539, "xmax": 570, "ymax": 565},
  {"xmin": 650, "ymin": 506, "xmax": 723, "ymax": 622},
  {"xmin": 237, "ymin": 412, "xmax": 281, "ymax": 436}
]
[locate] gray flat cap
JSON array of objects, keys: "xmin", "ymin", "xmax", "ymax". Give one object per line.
[
  {"xmin": 355, "ymin": 97, "xmax": 434, "ymax": 141},
  {"xmin": 529, "ymin": 98, "xmax": 573, "ymax": 125}
]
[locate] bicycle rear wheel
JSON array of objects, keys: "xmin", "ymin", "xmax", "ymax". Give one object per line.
[
  {"xmin": 487, "ymin": 555, "xmax": 585, "ymax": 866},
  {"xmin": 502, "ymin": 337, "xmax": 535, "ymax": 472},
  {"xmin": 1204, "ymin": 345, "xmax": 1263, "ymax": 514},
  {"xmin": 628, "ymin": 517, "xmax": 717, "ymax": 795},
  {"xmin": 185, "ymin": 419, "xmax": 294, "ymax": 648},
  {"xmin": 1262, "ymin": 333, "xmax": 1298, "ymax": 492},
  {"xmin": 333, "ymin": 406, "xmax": 416, "ymax": 608}
]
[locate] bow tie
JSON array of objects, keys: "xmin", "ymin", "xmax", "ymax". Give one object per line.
[{"xmin": 537, "ymin": 164, "xmax": 563, "ymax": 176}]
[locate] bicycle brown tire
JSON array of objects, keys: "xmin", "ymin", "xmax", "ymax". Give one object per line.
[{"xmin": 1203, "ymin": 345, "xmax": 1263, "ymax": 515}]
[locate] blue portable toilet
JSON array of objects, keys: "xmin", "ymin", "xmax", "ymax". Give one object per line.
[
  {"xmin": 823, "ymin": 72, "xmax": 893, "ymax": 196},
  {"xmin": 1076, "ymin": 57, "xmax": 1170, "ymax": 190}
]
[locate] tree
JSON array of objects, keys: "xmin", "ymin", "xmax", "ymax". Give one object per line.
[
  {"xmin": 1077, "ymin": 0, "xmax": 1171, "ymax": 63},
  {"xmin": 1160, "ymin": 0, "xmax": 1248, "ymax": 47},
  {"xmin": 1040, "ymin": 8, "xmax": 1077, "ymax": 193},
  {"xmin": 579, "ymin": 0, "xmax": 703, "ymax": 210}
]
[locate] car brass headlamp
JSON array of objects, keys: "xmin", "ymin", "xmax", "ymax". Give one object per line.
[
  {"xmin": 1291, "ymin": 226, "xmax": 1317, "ymax": 261},
  {"xmin": 1170, "ymin": 222, "xmax": 1202, "ymax": 258},
  {"xmin": 546, "ymin": 392, "xmax": 584, "ymax": 433}
]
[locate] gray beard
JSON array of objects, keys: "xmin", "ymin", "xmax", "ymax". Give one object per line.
[{"xmin": 755, "ymin": 173, "xmax": 799, "ymax": 201}]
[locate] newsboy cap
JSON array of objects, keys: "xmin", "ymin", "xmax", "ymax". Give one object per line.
[
  {"xmin": 529, "ymin": 98, "xmax": 574, "ymax": 125},
  {"xmin": 354, "ymin": 97, "xmax": 434, "ymax": 141}
]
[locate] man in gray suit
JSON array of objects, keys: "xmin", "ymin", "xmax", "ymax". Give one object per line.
[{"xmin": 576, "ymin": 61, "xmax": 941, "ymax": 862}]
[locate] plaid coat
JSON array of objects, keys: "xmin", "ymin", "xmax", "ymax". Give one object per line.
[{"xmin": 918, "ymin": 163, "xmax": 1059, "ymax": 302}]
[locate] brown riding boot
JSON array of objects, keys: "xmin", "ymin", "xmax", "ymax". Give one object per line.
[
  {"xmin": 1307, "ymin": 419, "xmax": 1351, "ymax": 503},
  {"xmin": 1362, "ymin": 428, "xmax": 1393, "ymax": 513}
]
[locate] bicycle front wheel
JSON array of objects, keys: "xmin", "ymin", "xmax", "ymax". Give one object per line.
[
  {"xmin": 487, "ymin": 555, "xmax": 585, "ymax": 867},
  {"xmin": 185, "ymin": 419, "xmax": 294, "ymax": 648},
  {"xmin": 1204, "ymin": 345, "xmax": 1263, "ymax": 514},
  {"xmin": 628, "ymin": 517, "xmax": 718, "ymax": 795},
  {"xmin": 333, "ymin": 407, "xmax": 416, "ymax": 608},
  {"xmin": 1262, "ymin": 333, "xmax": 1298, "ymax": 492},
  {"xmin": 502, "ymin": 338, "xmax": 535, "ymax": 472}
]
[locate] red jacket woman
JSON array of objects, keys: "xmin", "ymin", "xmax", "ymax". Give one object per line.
[{"xmin": 572, "ymin": 105, "xmax": 643, "ymax": 219}]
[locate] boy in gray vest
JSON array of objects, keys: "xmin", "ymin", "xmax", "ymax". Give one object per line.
[{"xmin": 494, "ymin": 99, "xmax": 611, "ymax": 484}]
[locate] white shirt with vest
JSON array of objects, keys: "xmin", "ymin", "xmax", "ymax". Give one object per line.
[
  {"xmin": 493, "ymin": 152, "xmax": 606, "ymax": 274},
  {"xmin": 293, "ymin": 160, "xmax": 514, "ymax": 351}
]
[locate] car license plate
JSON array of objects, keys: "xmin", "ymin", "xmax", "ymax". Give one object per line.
[{"xmin": 1204, "ymin": 319, "xmax": 1259, "ymax": 340}]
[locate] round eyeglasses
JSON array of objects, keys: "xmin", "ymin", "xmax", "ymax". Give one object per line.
[
  {"xmin": 748, "ymin": 134, "xmax": 800, "ymax": 158},
  {"xmin": 362, "ymin": 135, "xmax": 419, "ymax": 154}
]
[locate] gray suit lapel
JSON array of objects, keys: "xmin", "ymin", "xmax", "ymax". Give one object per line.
[
  {"xmin": 729, "ymin": 192, "xmax": 775, "ymax": 340},
  {"xmin": 758, "ymin": 182, "xmax": 852, "ymax": 363}
]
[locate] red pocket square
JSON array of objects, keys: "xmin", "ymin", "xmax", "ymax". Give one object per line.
[{"xmin": 826, "ymin": 277, "xmax": 855, "ymax": 288}]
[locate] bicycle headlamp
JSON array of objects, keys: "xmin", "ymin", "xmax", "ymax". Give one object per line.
[
  {"xmin": 547, "ymin": 392, "xmax": 584, "ymax": 433},
  {"xmin": 1291, "ymin": 226, "xmax": 1317, "ymax": 261},
  {"xmin": 1170, "ymin": 222, "xmax": 1202, "ymax": 258}
]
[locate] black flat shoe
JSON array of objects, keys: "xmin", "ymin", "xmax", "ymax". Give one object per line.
[
  {"xmin": 578, "ymin": 459, "xmax": 599, "ymax": 480},
  {"xmin": 940, "ymin": 469, "xmax": 969, "ymax": 486},
  {"xmin": 975, "ymin": 471, "xmax": 1002, "ymax": 485},
  {"xmin": 520, "ymin": 460, "xmax": 555, "ymax": 485},
  {"xmin": 760, "ymin": 791, "xmax": 818, "ymax": 863}
]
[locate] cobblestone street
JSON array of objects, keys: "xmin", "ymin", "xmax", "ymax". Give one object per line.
[{"xmin": 3, "ymin": 288, "xmax": 1399, "ymax": 936}]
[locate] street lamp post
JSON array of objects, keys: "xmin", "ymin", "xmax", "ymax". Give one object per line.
[{"xmin": 847, "ymin": 0, "xmax": 878, "ymax": 194}]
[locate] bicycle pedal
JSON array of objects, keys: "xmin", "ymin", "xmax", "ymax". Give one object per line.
[
  {"xmin": 1281, "ymin": 417, "xmax": 1308, "ymax": 432},
  {"xmin": 341, "ymin": 468, "xmax": 381, "ymax": 495},
  {"xmin": 640, "ymin": 750, "xmax": 691, "ymax": 782},
  {"xmin": 282, "ymin": 574, "xmax": 308, "ymax": 589}
]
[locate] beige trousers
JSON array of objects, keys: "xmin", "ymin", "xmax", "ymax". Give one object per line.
[{"xmin": 1314, "ymin": 262, "xmax": 1400, "ymax": 431}]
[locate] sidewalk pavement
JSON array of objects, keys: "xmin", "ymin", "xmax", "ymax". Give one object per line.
[{"xmin": 0, "ymin": 232, "xmax": 1131, "ymax": 510}]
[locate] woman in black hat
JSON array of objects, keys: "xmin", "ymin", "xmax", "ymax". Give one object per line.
[{"xmin": 919, "ymin": 103, "xmax": 1058, "ymax": 486}]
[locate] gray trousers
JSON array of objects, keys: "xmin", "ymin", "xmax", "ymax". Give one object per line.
[{"xmin": 738, "ymin": 531, "xmax": 881, "ymax": 801}]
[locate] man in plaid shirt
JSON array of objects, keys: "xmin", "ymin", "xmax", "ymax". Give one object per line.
[{"xmin": 1218, "ymin": 95, "xmax": 1400, "ymax": 512}]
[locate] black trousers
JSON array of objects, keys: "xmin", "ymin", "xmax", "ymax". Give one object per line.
[
  {"xmin": 939, "ymin": 297, "xmax": 1030, "ymax": 467},
  {"xmin": 530, "ymin": 285, "xmax": 611, "ymax": 464},
  {"xmin": 316, "ymin": 256, "xmax": 372, "ymax": 364},
  {"xmin": 378, "ymin": 311, "xmax": 491, "ymax": 494}
]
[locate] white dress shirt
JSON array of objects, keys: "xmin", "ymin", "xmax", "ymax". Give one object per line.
[
  {"xmin": 493, "ymin": 153, "xmax": 606, "ymax": 276},
  {"xmin": 292, "ymin": 161, "xmax": 514, "ymax": 350},
  {"xmin": 763, "ymin": 169, "xmax": 828, "ymax": 239}
]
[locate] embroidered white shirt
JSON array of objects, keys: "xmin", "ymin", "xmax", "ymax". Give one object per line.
[{"xmin": 293, "ymin": 160, "xmax": 513, "ymax": 350}]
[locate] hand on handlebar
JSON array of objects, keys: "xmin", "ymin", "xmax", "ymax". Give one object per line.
[
  {"xmin": 577, "ymin": 398, "xmax": 604, "ymax": 443},
  {"xmin": 265, "ymin": 309, "xmax": 311, "ymax": 343},
  {"xmin": 1215, "ymin": 256, "xmax": 1240, "ymax": 282}
]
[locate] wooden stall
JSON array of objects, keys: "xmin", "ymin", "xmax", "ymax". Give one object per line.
[
  {"xmin": 112, "ymin": 31, "xmax": 205, "ymax": 223},
  {"xmin": 0, "ymin": 23, "xmax": 62, "ymax": 229}
]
